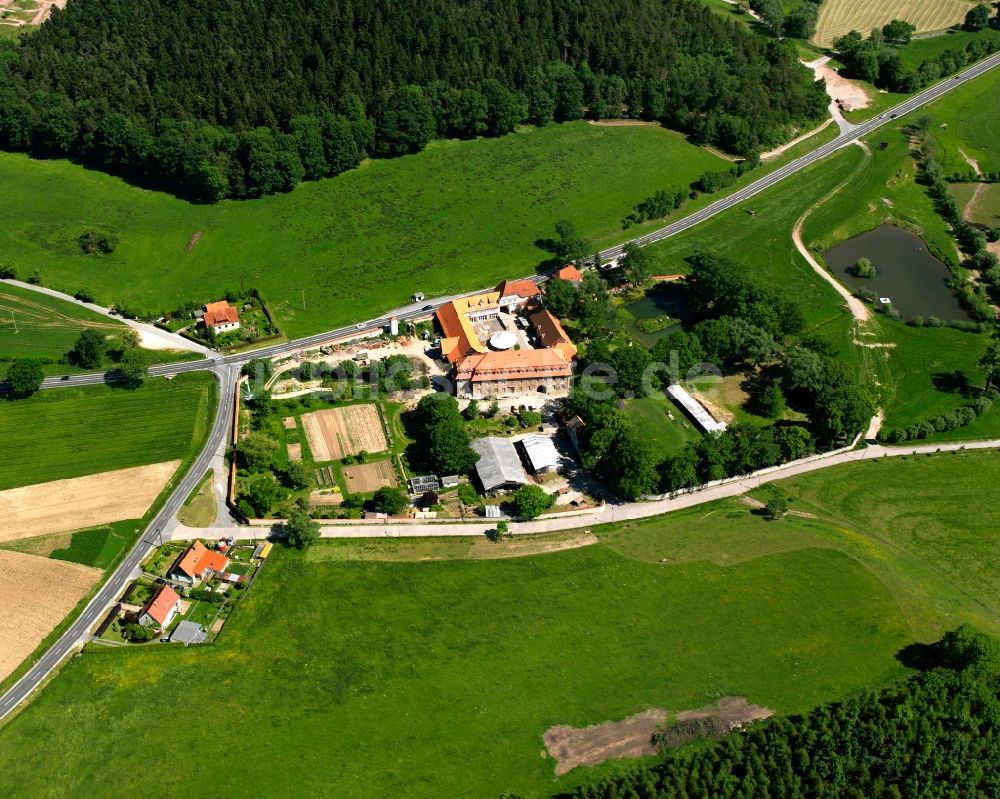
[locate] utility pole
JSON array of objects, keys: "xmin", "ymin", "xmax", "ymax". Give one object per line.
[
  {"xmin": 301, "ymin": 289, "xmax": 306, "ymax": 312},
  {"xmin": 10, "ymin": 310, "xmax": 16, "ymax": 334}
]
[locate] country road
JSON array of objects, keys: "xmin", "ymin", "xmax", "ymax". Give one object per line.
[
  {"xmin": 171, "ymin": 438, "xmax": 1000, "ymax": 541},
  {"xmin": 1, "ymin": 52, "xmax": 998, "ymax": 725}
]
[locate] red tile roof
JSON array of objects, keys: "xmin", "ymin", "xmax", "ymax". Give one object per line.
[
  {"xmin": 455, "ymin": 348, "xmax": 573, "ymax": 382},
  {"xmin": 529, "ymin": 309, "xmax": 578, "ymax": 361},
  {"xmin": 557, "ymin": 265, "xmax": 583, "ymax": 282},
  {"xmin": 174, "ymin": 541, "xmax": 230, "ymax": 580},
  {"xmin": 204, "ymin": 300, "xmax": 239, "ymax": 328},
  {"xmin": 141, "ymin": 585, "xmax": 180, "ymax": 627},
  {"xmin": 496, "ymin": 279, "xmax": 540, "ymax": 301}
]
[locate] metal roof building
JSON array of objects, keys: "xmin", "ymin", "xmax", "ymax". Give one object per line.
[
  {"xmin": 471, "ymin": 437, "xmax": 529, "ymax": 494},
  {"xmin": 666, "ymin": 383, "xmax": 727, "ymax": 433},
  {"xmin": 520, "ymin": 435, "xmax": 560, "ymax": 474}
]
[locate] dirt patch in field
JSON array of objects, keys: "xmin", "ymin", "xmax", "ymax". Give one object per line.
[
  {"xmin": 185, "ymin": 230, "xmax": 202, "ymax": 253},
  {"xmin": 0, "ymin": 549, "xmax": 100, "ymax": 681},
  {"xmin": 469, "ymin": 532, "xmax": 598, "ymax": 559},
  {"xmin": 342, "ymin": 460, "xmax": 397, "ymax": 493},
  {"xmin": 544, "ymin": 696, "xmax": 773, "ymax": 775},
  {"xmin": 283, "ymin": 416, "xmax": 297, "ymax": 429},
  {"xmin": 286, "ymin": 443, "xmax": 302, "ymax": 461},
  {"xmin": 301, "ymin": 404, "xmax": 387, "ymax": 462},
  {"xmin": 811, "ymin": 62, "xmax": 870, "ymax": 111},
  {"xmin": 0, "ymin": 461, "xmax": 180, "ymax": 541},
  {"xmin": 586, "ymin": 119, "xmax": 661, "ymax": 128},
  {"xmin": 545, "ymin": 708, "xmax": 666, "ymax": 776}
]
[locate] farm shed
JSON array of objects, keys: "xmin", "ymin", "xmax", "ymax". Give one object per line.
[
  {"xmin": 520, "ymin": 435, "xmax": 560, "ymax": 475},
  {"xmin": 471, "ymin": 437, "xmax": 528, "ymax": 494},
  {"xmin": 666, "ymin": 384, "xmax": 727, "ymax": 434}
]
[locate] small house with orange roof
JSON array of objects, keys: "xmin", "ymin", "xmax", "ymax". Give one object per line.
[
  {"xmin": 138, "ymin": 584, "xmax": 181, "ymax": 629},
  {"xmin": 202, "ymin": 300, "xmax": 241, "ymax": 333},
  {"xmin": 556, "ymin": 265, "xmax": 583, "ymax": 285},
  {"xmin": 169, "ymin": 540, "xmax": 231, "ymax": 586}
]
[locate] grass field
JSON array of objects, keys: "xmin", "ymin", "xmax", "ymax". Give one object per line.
[
  {"xmin": 177, "ymin": 470, "xmax": 216, "ymax": 527},
  {"xmin": 950, "ymin": 181, "xmax": 1000, "ymax": 226},
  {"xmin": 813, "ymin": 0, "xmax": 975, "ymax": 48},
  {"xmin": 2, "ymin": 451, "xmax": 999, "ymax": 796},
  {"xmin": 918, "ymin": 65, "xmax": 1000, "ymax": 174},
  {"xmin": 642, "ymin": 145, "xmax": 867, "ymax": 332},
  {"xmin": 0, "ymin": 123, "xmax": 732, "ymax": 339},
  {"xmin": 0, "ymin": 521, "xmax": 137, "ymax": 570},
  {"xmin": 0, "ymin": 372, "xmax": 215, "ymax": 490},
  {"xmin": 897, "ymin": 27, "xmax": 1000, "ymax": 69},
  {"xmin": 624, "ymin": 392, "xmax": 700, "ymax": 453},
  {"xmin": 0, "ymin": 282, "xmax": 125, "ymax": 371}
]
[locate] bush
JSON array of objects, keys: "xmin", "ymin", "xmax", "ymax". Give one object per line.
[
  {"xmin": 0, "ymin": 264, "xmax": 17, "ymax": 279},
  {"xmin": 78, "ymin": 229, "xmax": 119, "ymax": 255},
  {"xmin": 457, "ymin": 483, "xmax": 479, "ymax": 505},
  {"xmin": 124, "ymin": 623, "xmax": 157, "ymax": 642},
  {"xmin": 851, "ymin": 257, "xmax": 877, "ymax": 278},
  {"xmin": 765, "ymin": 496, "xmax": 788, "ymax": 520},
  {"xmin": 512, "ymin": 484, "xmax": 555, "ymax": 519}
]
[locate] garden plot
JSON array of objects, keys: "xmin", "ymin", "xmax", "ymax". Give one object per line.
[
  {"xmin": 0, "ymin": 460, "xmax": 179, "ymax": 541},
  {"xmin": 301, "ymin": 404, "xmax": 387, "ymax": 462},
  {"xmin": 342, "ymin": 460, "xmax": 397, "ymax": 494},
  {"xmin": 0, "ymin": 549, "xmax": 99, "ymax": 681}
]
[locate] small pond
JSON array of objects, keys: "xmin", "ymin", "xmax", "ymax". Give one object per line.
[
  {"xmin": 823, "ymin": 224, "xmax": 970, "ymax": 322},
  {"xmin": 624, "ymin": 285, "xmax": 686, "ymax": 347}
]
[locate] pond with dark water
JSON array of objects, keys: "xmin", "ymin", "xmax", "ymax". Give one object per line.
[
  {"xmin": 823, "ymin": 224, "xmax": 969, "ymax": 322},
  {"xmin": 624, "ymin": 285, "xmax": 686, "ymax": 346}
]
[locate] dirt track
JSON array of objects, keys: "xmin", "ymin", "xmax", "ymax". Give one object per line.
[
  {"xmin": 0, "ymin": 549, "xmax": 99, "ymax": 681},
  {"xmin": 0, "ymin": 460, "xmax": 180, "ymax": 541}
]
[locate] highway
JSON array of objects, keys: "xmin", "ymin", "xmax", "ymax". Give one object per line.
[{"xmin": 1, "ymin": 53, "xmax": 998, "ymax": 723}]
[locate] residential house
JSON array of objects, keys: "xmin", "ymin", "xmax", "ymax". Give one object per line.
[
  {"xmin": 202, "ymin": 300, "xmax": 241, "ymax": 333},
  {"xmin": 169, "ymin": 541, "xmax": 231, "ymax": 586},
  {"xmin": 138, "ymin": 585, "xmax": 181, "ymax": 629}
]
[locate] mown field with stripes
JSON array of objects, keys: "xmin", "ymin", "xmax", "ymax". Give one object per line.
[{"xmin": 0, "ymin": 373, "xmax": 215, "ymax": 490}]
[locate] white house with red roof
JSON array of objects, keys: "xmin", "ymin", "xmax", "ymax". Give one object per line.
[
  {"xmin": 202, "ymin": 300, "xmax": 241, "ymax": 333},
  {"xmin": 138, "ymin": 585, "xmax": 182, "ymax": 629}
]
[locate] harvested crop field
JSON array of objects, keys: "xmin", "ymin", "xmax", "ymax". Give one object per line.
[
  {"xmin": 0, "ymin": 460, "xmax": 179, "ymax": 541},
  {"xmin": 814, "ymin": 0, "xmax": 974, "ymax": 47},
  {"xmin": 282, "ymin": 416, "xmax": 296, "ymax": 429},
  {"xmin": 0, "ymin": 549, "xmax": 99, "ymax": 681},
  {"xmin": 301, "ymin": 404, "xmax": 387, "ymax": 462},
  {"xmin": 342, "ymin": 460, "xmax": 397, "ymax": 493},
  {"xmin": 286, "ymin": 443, "xmax": 302, "ymax": 461}
]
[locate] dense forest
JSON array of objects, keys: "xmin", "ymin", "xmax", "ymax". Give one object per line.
[
  {"xmin": 556, "ymin": 626, "xmax": 1000, "ymax": 799},
  {"xmin": 0, "ymin": 0, "xmax": 827, "ymax": 201}
]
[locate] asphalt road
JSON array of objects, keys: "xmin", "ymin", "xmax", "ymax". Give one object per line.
[{"xmin": 1, "ymin": 54, "xmax": 998, "ymax": 723}]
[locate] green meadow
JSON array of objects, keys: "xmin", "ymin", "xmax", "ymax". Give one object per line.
[
  {"xmin": 0, "ymin": 122, "xmax": 732, "ymax": 338},
  {"xmin": 0, "ymin": 372, "xmax": 216, "ymax": 489},
  {"xmin": 0, "ymin": 282, "xmax": 125, "ymax": 370},
  {"xmin": 1, "ymin": 451, "xmax": 998, "ymax": 797}
]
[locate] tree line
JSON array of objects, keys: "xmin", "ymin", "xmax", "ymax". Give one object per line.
[
  {"xmin": 835, "ymin": 21, "xmax": 1000, "ymax": 94},
  {"xmin": 0, "ymin": 0, "xmax": 827, "ymax": 201},
  {"xmin": 552, "ymin": 626, "xmax": 1000, "ymax": 799}
]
